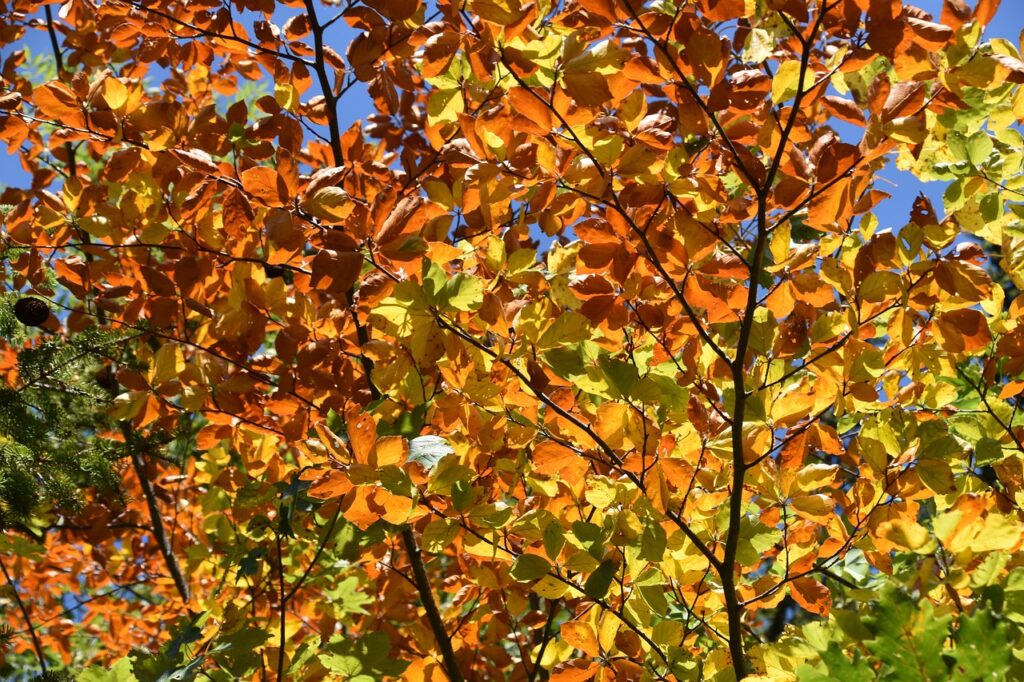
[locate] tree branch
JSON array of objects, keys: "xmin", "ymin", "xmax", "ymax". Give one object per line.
[
  {"xmin": 0, "ymin": 554, "xmax": 47, "ymax": 673},
  {"xmin": 123, "ymin": 424, "xmax": 191, "ymax": 603},
  {"xmin": 401, "ymin": 527, "xmax": 464, "ymax": 682}
]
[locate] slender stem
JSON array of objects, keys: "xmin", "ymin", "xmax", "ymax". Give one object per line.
[
  {"xmin": 303, "ymin": 0, "xmax": 343, "ymax": 165},
  {"xmin": 276, "ymin": 533, "xmax": 287, "ymax": 682},
  {"xmin": 527, "ymin": 599, "xmax": 559, "ymax": 682},
  {"xmin": 303, "ymin": 0, "xmax": 380, "ymax": 401},
  {"xmin": 0, "ymin": 554, "xmax": 47, "ymax": 673},
  {"xmin": 401, "ymin": 527, "xmax": 463, "ymax": 682},
  {"xmin": 124, "ymin": 425, "xmax": 191, "ymax": 602},
  {"xmin": 283, "ymin": 503, "xmax": 342, "ymax": 603},
  {"xmin": 957, "ymin": 365, "xmax": 1024, "ymax": 453},
  {"xmin": 43, "ymin": 5, "xmax": 77, "ymax": 180},
  {"xmin": 716, "ymin": 7, "xmax": 834, "ymax": 676},
  {"xmin": 720, "ymin": 199, "xmax": 763, "ymax": 676},
  {"xmin": 122, "ymin": 0, "xmax": 309, "ymax": 65}
]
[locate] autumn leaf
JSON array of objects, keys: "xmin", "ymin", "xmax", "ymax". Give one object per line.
[{"xmin": 2, "ymin": 0, "xmax": 1023, "ymax": 680}]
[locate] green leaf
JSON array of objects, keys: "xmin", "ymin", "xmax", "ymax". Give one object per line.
[
  {"xmin": 949, "ymin": 609, "xmax": 1010, "ymax": 680},
  {"xmin": 1001, "ymin": 568, "xmax": 1024, "ymax": 624},
  {"xmin": 422, "ymin": 519, "xmax": 459, "ymax": 553},
  {"xmin": 542, "ymin": 521, "xmax": 565, "ymax": 560},
  {"xmin": 511, "ymin": 553, "xmax": 552, "ymax": 582},
  {"xmin": 860, "ymin": 271, "xmax": 901, "ymax": 303},
  {"xmin": 323, "ymin": 576, "xmax": 372, "ymax": 615},
  {"xmin": 451, "ymin": 479, "xmax": 475, "ymax": 511},
  {"xmin": 543, "ymin": 346, "xmax": 585, "ymax": 379},
  {"xmin": 441, "ymin": 273, "xmax": 484, "ymax": 311},
  {"xmin": 583, "ymin": 559, "xmax": 617, "ymax": 600},
  {"xmin": 422, "ymin": 260, "xmax": 447, "ymax": 302},
  {"xmin": 214, "ymin": 625, "xmax": 271, "ymax": 676},
  {"xmin": 975, "ymin": 437, "xmax": 1002, "ymax": 465},
  {"xmin": 599, "ymin": 355, "xmax": 639, "ymax": 398},
  {"xmin": 864, "ymin": 587, "xmax": 952, "ymax": 681},
  {"xmin": 79, "ymin": 658, "xmax": 139, "ymax": 682},
  {"xmin": 797, "ymin": 642, "xmax": 874, "ymax": 682},
  {"xmin": 966, "ymin": 130, "xmax": 993, "ymax": 167},
  {"xmin": 638, "ymin": 518, "xmax": 667, "ymax": 562},
  {"xmin": 771, "ymin": 60, "xmax": 808, "ymax": 103},
  {"xmin": 571, "ymin": 521, "xmax": 607, "ymax": 558},
  {"xmin": 538, "ymin": 311, "xmax": 591, "ymax": 349},
  {"xmin": 319, "ymin": 631, "xmax": 409, "ymax": 680}
]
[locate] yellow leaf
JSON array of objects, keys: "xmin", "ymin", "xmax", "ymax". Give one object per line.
[
  {"xmin": 795, "ymin": 463, "xmax": 839, "ymax": 492},
  {"xmin": 878, "ymin": 518, "xmax": 933, "ymax": 553},
  {"xmin": 303, "ymin": 187, "xmax": 353, "ymax": 222},
  {"xmin": 110, "ymin": 391, "xmax": 146, "ymax": 420},
  {"xmin": 274, "ymin": 82, "xmax": 298, "ymax": 112},
  {"xmin": 427, "ymin": 88, "xmax": 464, "ymax": 127},
  {"xmin": 374, "ymin": 436, "xmax": 408, "ymax": 467},
  {"xmin": 532, "ymin": 575, "xmax": 572, "ymax": 599},
  {"xmin": 149, "ymin": 344, "xmax": 185, "ymax": 386},
  {"xmin": 539, "ymin": 639, "xmax": 574, "ymax": 672},
  {"xmin": 102, "ymin": 77, "xmax": 129, "ymax": 112},
  {"xmin": 598, "ymin": 612, "xmax": 619, "ymax": 652},
  {"xmin": 969, "ymin": 513, "xmax": 1022, "ymax": 553},
  {"xmin": 772, "ymin": 60, "xmax": 809, "ymax": 103},
  {"xmin": 790, "ymin": 494, "xmax": 834, "ymax": 524},
  {"xmin": 584, "ymin": 477, "xmax": 617, "ymax": 509}
]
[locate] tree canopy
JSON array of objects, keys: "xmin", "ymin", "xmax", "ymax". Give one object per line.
[{"xmin": 1, "ymin": 0, "xmax": 1024, "ymax": 679}]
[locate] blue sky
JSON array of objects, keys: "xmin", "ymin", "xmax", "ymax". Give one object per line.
[{"xmin": 1, "ymin": 1, "xmax": 1022, "ymax": 235}]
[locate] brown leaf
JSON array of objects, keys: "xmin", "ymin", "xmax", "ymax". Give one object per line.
[
  {"xmin": 992, "ymin": 53, "xmax": 1024, "ymax": 84},
  {"xmin": 375, "ymin": 195, "xmax": 424, "ymax": 244},
  {"xmin": 907, "ymin": 17, "xmax": 954, "ymax": 50},
  {"xmin": 881, "ymin": 81, "xmax": 924, "ymax": 122},
  {"xmin": 171, "ymin": 148, "xmax": 220, "ymax": 175},
  {"xmin": 0, "ymin": 91, "xmax": 22, "ymax": 110},
  {"xmin": 820, "ymin": 95, "xmax": 864, "ymax": 126}
]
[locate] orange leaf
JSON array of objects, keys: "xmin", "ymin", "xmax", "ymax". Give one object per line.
[
  {"xmin": 697, "ymin": 0, "xmax": 747, "ymax": 21},
  {"xmin": 240, "ymin": 166, "xmax": 288, "ymax": 207},
  {"xmin": 341, "ymin": 486, "xmax": 380, "ymax": 530},
  {"xmin": 550, "ymin": 661, "xmax": 600, "ymax": 682},
  {"xmin": 346, "ymin": 409, "xmax": 378, "ymax": 465},
  {"xmin": 790, "ymin": 578, "xmax": 831, "ymax": 617},
  {"xmin": 32, "ymin": 81, "xmax": 80, "ymax": 120},
  {"xmin": 933, "ymin": 309, "xmax": 991, "ymax": 353},
  {"xmin": 508, "ymin": 88, "xmax": 553, "ymax": 130},
  {"xmin": 561, "ymin": 621, "xmax": 600, "ymax": 657},
  {"xmin": 375, "ymin": 489, "xmax": 413, "ymax": 524},
  {"xmin": 374, "ymin": 436, "xmax": 408, "ymax": 467},
  {"xmin": 306, "ymin": 471, "xmax": 352, "ymax": 500},
  {"xmin": 532, "ymin": 440, "xmax": 586, "ymax": 481},
  {"xmin": 1000, "ymin": 380, "xmax": 1024, "ymax": 400}
]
